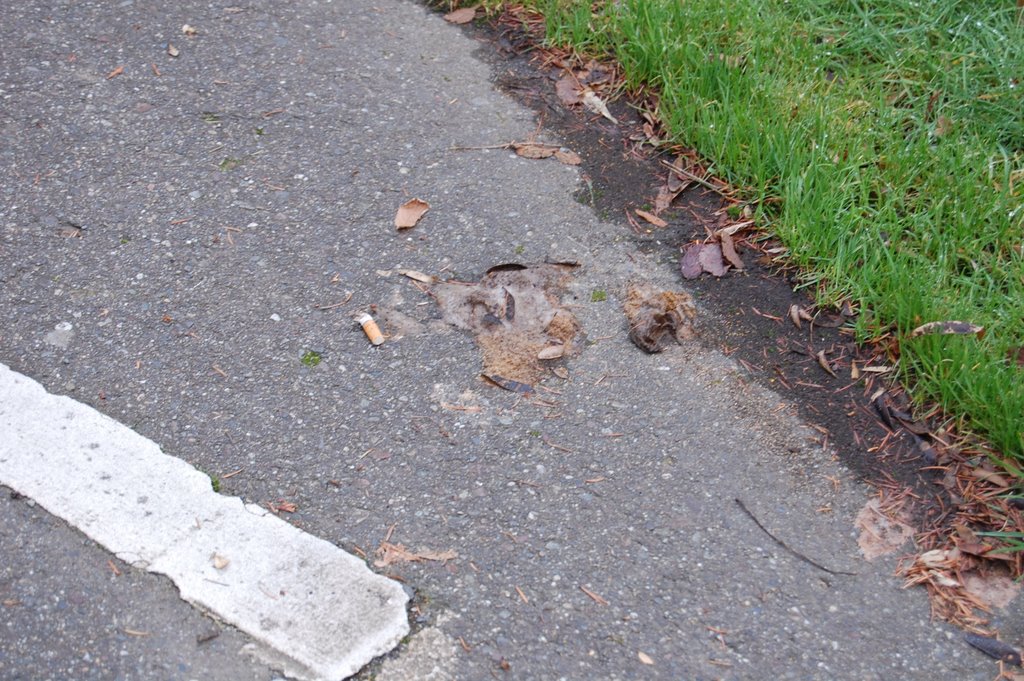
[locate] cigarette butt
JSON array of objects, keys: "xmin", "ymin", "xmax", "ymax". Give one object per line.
[{"xmin": 357, "ymin": 313, "xmax": 385, "ymax": 346}]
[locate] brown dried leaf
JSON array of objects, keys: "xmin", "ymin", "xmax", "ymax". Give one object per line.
[
  {"xmin": 582, "ymin": 90, "xmax": 617, "ymax": 124},
  {"xmin": 666, "ymin": 172, "xmax": 687, "ymax": 193},
  {"xmin": 697, "ymin": 243, "xmax": 727, "ymax": 277},
  {"xmin": 953, "ymin": 524, "xmax": 1007, "ymax": 560},
  {"xmin": 718, "ymin": 220, "xmax": 752, "ymax": 237},
  {"xmin": 680, "ymin": 243, "xmax": 703, "ymax": 279},
  {"xmin": 106, "ymin": 65, "xmax": 125, "ymax": 79},
  {"xmin": 718, "ymin": 232, "xmax": 745, "ymax": 269},
  {"xmin": 272, "ymin": 500, "xmax": 298, "ymax": 513},
  {"xmin": 910, "ymin": 320, "xmax": 984, "ymax": 339},
  {"xmin": 395, "ymin": 198, "xmax": 430, "ymax": 230},
  {"xmin": 970, "ymin": 467, "xmax": 1010, "ymax": 488},
  {"xmin": 397, "ymin": 268, "xmax": 435, "ymax": 283},
  {"xmin": 553, "ymin": 149, "xmax": 581, "ymax": 165},
  {"xmin": 817, "ymin": 350, "xmax": 838, "ymax": 377},
  {"xmin": 414, "ymin": 547, "xmax": 459, "ymax": 562},
  {"xmin": 642, "ymin": 122, "xmax": 660, "ymax": 146},
  {"xmin": 811, "ymin": 313, "xmax": 845, "ymax": 328},
  {"xmin": 513, "ymin": 143, "xmax": 557, "ymax": 159},
  {"xmin": 654, "ymin": 184, "xmax": 681, "ymax": 214},
  {"xmin": 443, "ymin": 7, "xmax": 476, "ymax": 24},
  {"xmin": 555, "ymin": 74, "xmax": 581, "ymax": 106},
  {"xmin": 789, "ymin": 304, "xmax": 803, "ymax": 329},
  {"xmin": 635, "ymin": 209, "xmax": 667, "ymax": 228}
]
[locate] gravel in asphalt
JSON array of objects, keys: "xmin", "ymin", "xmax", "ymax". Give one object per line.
[{"xmin": 0, "ymin": 0, "xmax": 1018, "ymax": 679}]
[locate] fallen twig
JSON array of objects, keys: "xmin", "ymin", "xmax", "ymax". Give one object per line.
[
  {"xmin": 315, "ymin": 292, "xmax": 353, "ymax": 310},
  {"xmin": 735, "ymin": 498, "xmax": 856, "ymax": 576},
  {"xmin": 659, "ymin": 160, "xmax": 731, "ymax": 197},
  {"xmin": 579, "ymin": 585, "xmax": 609, "ymax": 605}
]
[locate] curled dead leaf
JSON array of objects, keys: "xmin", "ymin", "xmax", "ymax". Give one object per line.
[
  {"xmin": 181, "ymin": 24, "xmax": 198, "ymax": 36},
  {"xmin": 635, "ymin": 209, "xmax": 667, "ymax": 228},
  {"xmin": 816, "ymin": 350, "xmax": 838, "ymax": 378},
  {"xmin": 395, "ymin": 198, "xmax": 430, "ymax": 230},
  {"xmin": 788, "ymin": 304, "xmax": 813, "ymax": 329},
  {"xmin": 910, "ymin": 320, "xmax": 984, "ymax": 339},
  {"xmin": 582, "ymin": 89, "xmax": 618, "ymax": 124},
  {"xmin": 718, "ymin": 220, "xmax": 752, "ymax": 237},
  {"xmin": 166, "ymin": 43, "xmax": 180, "ymax": 57},
  {"xmin": 789, "ymin": 304, "xmax": 802, "ymax": 329},
  {"xmin": 443, "ymin": 7, "xmax": 476, "ymax": 24},
  {"xmin": 718, "ymin": 232, "xmax": 745, "ymax": 270}
]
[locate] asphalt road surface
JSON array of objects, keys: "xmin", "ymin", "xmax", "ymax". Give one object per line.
[{"xmin": 0, "ymin": 1, "xmax": 1017, "ymax": 679}]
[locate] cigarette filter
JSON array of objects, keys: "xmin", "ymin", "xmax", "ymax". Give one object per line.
[{"xmin": 357, "ymin": 313, "xmax": 385, "ymax": 346}]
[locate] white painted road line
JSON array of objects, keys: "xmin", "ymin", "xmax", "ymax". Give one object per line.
[{"xmin": 0, "ymin": 363, "xmax": 409, "ymax": 680}]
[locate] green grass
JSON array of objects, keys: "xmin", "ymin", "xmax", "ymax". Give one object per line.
[
  {"xmin": 976, "ymin": 530, "xmax": 1024, "ymax": 555},
  {"xmin": 531, "ymin": 0, "xmax": 1024, "ymax": 472}
]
